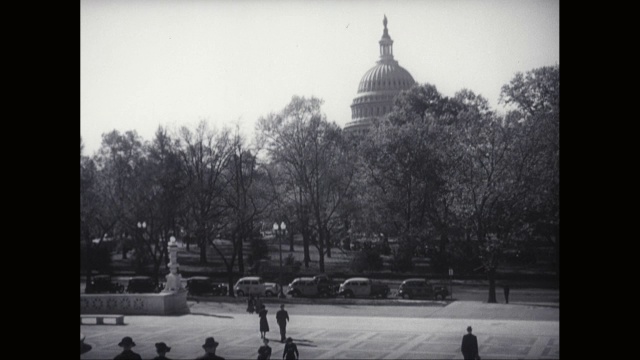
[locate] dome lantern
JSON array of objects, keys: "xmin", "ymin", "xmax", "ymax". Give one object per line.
[{"xmin": 379, "ymin": 15, "xmax": 394, "ymax": 61}]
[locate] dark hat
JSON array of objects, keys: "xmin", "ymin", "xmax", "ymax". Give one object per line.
[
  {"xmin": 155, "ymin": 342, "xmax": 171, "ymax": 352},
  {"xmin": 202, "ymin": 337, "xmax": 219, "ymax": 349},
  {"xmin": 118, "ymin": 337, "xmax": 136, "ymax": 347},
  {"xmin": 286, "ymin": 337, "xmax": 293, "ymax": 343}
]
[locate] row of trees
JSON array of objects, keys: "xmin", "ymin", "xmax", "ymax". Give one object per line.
[
  {"xmin": 81, "ymin": 65, "xmax": 558, "ymax": 302},
  {"xmin": 81, "ymin": 124, "xmax": 276, "ymax": 295}
]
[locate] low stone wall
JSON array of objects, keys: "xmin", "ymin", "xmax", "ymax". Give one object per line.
[{"xmin": 80, "ymin": 291, "xmax": 190, "ymax": 315}]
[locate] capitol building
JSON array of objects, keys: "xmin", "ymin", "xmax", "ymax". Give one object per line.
[{"xmin": 344, "ymin": 16, "xmax": 416, "ymax": 135}]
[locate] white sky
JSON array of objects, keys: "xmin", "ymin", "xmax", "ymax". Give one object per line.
[{"xmin": 81, "ymin": 0, "xmax": 559, "ymax": 156}]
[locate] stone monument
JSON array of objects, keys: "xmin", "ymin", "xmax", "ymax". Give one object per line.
[
  {"xmin": 81, "ymin": 235, "xmax": 190, "ymax": 315},
  {"xmin": 162, "ymin": 236, "xmax": 185, "ymax": 293}
]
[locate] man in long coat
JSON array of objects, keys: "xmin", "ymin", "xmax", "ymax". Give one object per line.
[
  {"xmin": 461, "ymin": 326, "xmax": 479, "ymax": 360},
  {"xmin": 276, "ymin": 304, "xmax": 290, "ymax": 342}
]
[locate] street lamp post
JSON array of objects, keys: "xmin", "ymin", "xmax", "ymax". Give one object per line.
[
  {"xmin": 449, "ymin": 267, "xmax": 453, "ymax": 300},
  {"xmin": 137, "ymin": 221, "xmax": 146, "ymax": 238},
  {"xmin": 137, "ymin": 221, "xmax": 146, "ymax": 270},
  {"xmin": 273, "ymin": 221, "xmax": 287, "ymax": 298}
]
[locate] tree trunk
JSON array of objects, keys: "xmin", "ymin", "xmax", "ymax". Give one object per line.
[
  {"xmin": 199, "ymin": 240, "xmax": 207, "ymax": 264},
  {"xmin": 303, "ymin": 233, "xmax": 310, "ymax": 268},
  {"xmin": 344, "ymin": 218, "xmax": 351, "ymax": 250},
  {"xmin": 439, "ymin": 233, "xmax": 448, "ymax": 256},
  {"xmin": 302, "ymin": 229, "xmax": 311, "ymax": 268},
  {"xmin": 487, "ymin": 267, "xmax": 497, "ymax": 303},
  {"xmin": 163, "ymin": 240, "xmax": 170, "ymax": 267},
  {"xmin": 550, "ymin": 234, "xmax": 559, "ymax": 277},
  {"xmin": 85, "ymin": 237, "xmax": 93, "ymax": 293},
  {"xmin": 237, "ymin": 233, "xmax": 245, "ymax": 274},
  {"xmin": 121, "ymin": 238, "xmax": 127, "ymax": 259},
  {"xmin": 326, "ymin": 229, "xmax": 332, "ymax": 258},
  {"xmin": 228, "ymin": 273, "xmax": 235, "ymax": 297},
  {"xmin": 289, "ymin": 231, "xmax": 294, "ymax": 252},
  {"xmin": 318, "ymin": 229, "xmax": 325, "ymax": 273},
  {"xmin": 199, "ymin": 236, "xmax": 208, "ymax": 264},
  {"xmin": 153, "ymin": 260, "xmax": 161, "ymax": 287}
]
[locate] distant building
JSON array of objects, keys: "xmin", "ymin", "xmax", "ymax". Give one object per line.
[{"xmin": 344, "ymin": 16, "xmax": 416, "ymax": 135}]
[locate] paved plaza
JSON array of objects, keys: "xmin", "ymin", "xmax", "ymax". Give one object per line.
[{"xmin": 81, "ymin": 301, "xmax": 559, "ymax": 359}]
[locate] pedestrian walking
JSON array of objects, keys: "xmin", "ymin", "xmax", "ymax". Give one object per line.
[
  {"xmin": 196, "ymin": 337, "xmax": 225, "ymax": 360},
  {"xmin": 255, "ymin": 295, "xmax": 263, "ymax": 311},
  {"xmin": 276, "ymin": 304, "xmax": 290, "ymax": 342},
  {"xmin": 257, "ymin": 338, "xmax": 272, "ymax": 360},
  {"xmin": 113, "ymin": 336, "xmax": 142, "ymax": 360},
  {"xmin": 247, "ymin": 295, "xmax": 256, "ymax": 314},
  {"xmin": 258, "ymin": 304, "xmax": 270, "ymax": 339},
  {"xmin": 282, "ymin": 337, "xmax": 298, "ymax": 360},
  {"xmin": 153, "ymin": 342, "xmax": 172, "ymax": 360},
  {"xmin": 503, "ymin": 284, "xmax": 510, "ymax": 304},
  {"xmin": 460, "ymin": 326, "xmax": 480, "ymax": 360}
]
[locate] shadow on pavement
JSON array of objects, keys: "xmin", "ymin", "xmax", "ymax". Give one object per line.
[
  {"xmin": 190, "ymin": 312, "xmax": 235, "ymax": 319},
  {"xmin": 294, "ymin": 340, "xmax": 317, "ymax": 348},
  {"xmin": 80, "ymin": 343, "xmax": 92, "ymax": 354}
]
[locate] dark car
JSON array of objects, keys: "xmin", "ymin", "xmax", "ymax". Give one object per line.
[
  {"xmin": 85, "ymin": 275, "xmax": 124, "ymax": 294},
  {"xmin": 397, "ymin": 278, "xmax": 449, "ymax": 300},
  {"xmin": 126, "ymin": 276, "xmax": 161, "ymax": 293},
  {"xmin": 186, "ymin": 276, "xmax": 228, "ymax": 296}
]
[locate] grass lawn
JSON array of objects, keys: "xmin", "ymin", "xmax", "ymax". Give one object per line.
[{"xmin": 105, "ymin": 233, "xmax": 556, "ymax": 286}]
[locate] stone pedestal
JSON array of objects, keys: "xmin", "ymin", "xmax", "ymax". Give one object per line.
[
  {"xmin": 80, "ymin": 237, "xmax": 191, "ymax": 316},
  {"xmin": 80, "ymin": 291, "xmax": 189, "ymax": 315}
]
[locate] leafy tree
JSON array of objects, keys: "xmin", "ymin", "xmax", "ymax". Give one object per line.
[
  {"xmin": 81, "ymin": 139, "xmax": 105, "ymax": 287},
  {"xmin": 500, "ymin": 64, "xmax": 559, "ymax": 275},
  {"xmin": 358, "ymin": 84, "xmax": 463, "ymax": 271},
  {"xmin": 178, "ymin": 121, "xmax": 233, "ymax": 264},
  {"xmin": 83, "ymin": 131, "xmax": 144, "ymax": 283},
  {"xmin": 390, "ymin": 236, "xmax": 416, "ymax": 273},
  {"xmin": 126, "ymin": 127, "xmax": 185, "ymax": 281},
  {"xmin": 350, "ymin": 248, "xmax": 383, "ymax": 273},
  {"xmin": 258, "ymin": 96, "xmax": 357, "ymax": 272},
  {"xmin": 214, "ymin": 128, "xmax": 274, "ymax": 295},
  {"xmin": 247, "ymin": 237, "xmax": 270, "ymax": 268}
]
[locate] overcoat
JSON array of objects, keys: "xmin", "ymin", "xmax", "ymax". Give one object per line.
[
  {"xmin": 259, "ymin": 308, "xmax": 270, "ymax": 332},
  {"xmin": 461, "ymin": 333, "xmax": 478, "ymax": 360}
]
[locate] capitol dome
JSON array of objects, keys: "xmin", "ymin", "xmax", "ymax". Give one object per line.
[
  {"xmin": 345, "ymin": 16, "xmax": 416, "ymax": 135},
  {"xmin": 357, "ymin": 63, "xmax": 415, "ymax": 93}
]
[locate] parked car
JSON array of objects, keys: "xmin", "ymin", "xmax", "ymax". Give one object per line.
[
  {"xmin": 186, "ymin": 276, "xmax": 228, "ymax": 296},
  {"xmin": 397, "ymin": 278, "xmax": 449, "ymax": 300},
  {"xmin": 85, "ymin": 275, "xmax": 124, "ymax": 294},
  {"xmin": 233, "ymin": 276, "xmax": 280, "ymax": 297},
  {"xmin": 126, "ymin": 276, "xmax": 161, "ymax": 293},
  {"xmin": 313, "ymin": 274, "xmax": 339, "ymax": 296},
  {"xmin": 337, "ymin": 277, "xmax": 390, "ymax": 298},
  {"xmin": 287, "ymin": 276, "xmax": 335, "ymax": 297}
]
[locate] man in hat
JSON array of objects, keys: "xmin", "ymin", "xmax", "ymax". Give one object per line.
[
  {"xmin": 283, "ymin": 337, "xmax": 298, "ymax": 360},
  {"xmin": 153, "ymin": 342, "xmax": 172, "ymax": 360},
  {"xmin": 276, "ymin": 304, "xmax": 290, "ymax": 342},
  {"xmin": 196, "ymin": 337, "xmax": 225, "ymax": 360},
  {"xmin": 114, "ymin": 336, "xmax": 142, "ymax": 360},
  {"xmin": 460, "ymin": 326, "xmax": 479, "ymax": 360}
]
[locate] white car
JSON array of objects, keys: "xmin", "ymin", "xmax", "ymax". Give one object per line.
[
  {"xmin": 338, "ymin": 277, "xmax": 390, "ymax": 298},
  {"xmin": 234, "ymin": 276, "xmax": 280, "ymax": 297}
]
